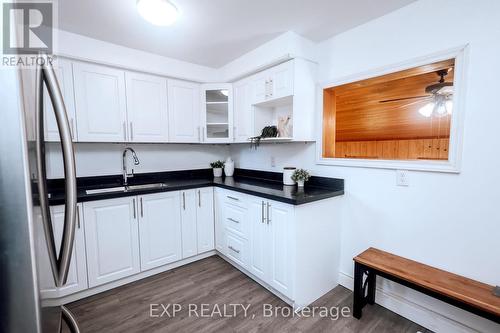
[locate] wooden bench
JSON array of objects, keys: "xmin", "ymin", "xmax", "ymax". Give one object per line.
[{"xmin": 353, "ymin": 248, "xmax": 500, "ymax": 324}]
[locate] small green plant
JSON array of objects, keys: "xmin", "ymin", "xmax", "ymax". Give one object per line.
[
  {"xmin": 291, "ymin": 169, "xmax": 311, "ymax": 182},
  {"xmin": 210, "ymin": 160, "xmax": 225, "ymax": 168}
]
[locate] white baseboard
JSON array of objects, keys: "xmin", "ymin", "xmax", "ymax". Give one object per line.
[{"xmin": 338, "ymin": 272, "xmax": 500, "ymax": 333}]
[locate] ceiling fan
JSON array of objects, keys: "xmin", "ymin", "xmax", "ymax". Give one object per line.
[{"xmin": 379, "ymin": 68, "xmax": 454, "ymax": 117}]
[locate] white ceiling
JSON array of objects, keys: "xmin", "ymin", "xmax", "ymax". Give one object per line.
[{"xmin": 58, "ymin": 0, "xmax": 416, "ymax": 68}]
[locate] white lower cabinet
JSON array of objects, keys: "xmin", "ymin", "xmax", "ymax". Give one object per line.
[
  {"xmin": 180, "ymin": 189, "xmax": 198, "ymax": 258},
  {"xmin": 138, "ymin": 192, "xmax": 182, "ymax": 271},
  {"xmin": 196, "ymin": 187, "xmax": 215, "ymax": 253},
  {"xmin": 84, "ymin": 197, "xmax": 141, "ymax": 287},
  {"xmin": 35, "ymin": 204, "xmax": 88, "ymax": 298},
  {"xmin": 215, "ymin": 188, "xmax": 341, "ymax": 308}
]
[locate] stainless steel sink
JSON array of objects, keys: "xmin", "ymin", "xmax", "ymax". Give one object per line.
[
  {"xmin": 125, "ymin": 183, "xmax": 168, "ymax": 191},
  {"xmin": 85, "ymin": 183, "xmax": 168, "ymax": 195}
]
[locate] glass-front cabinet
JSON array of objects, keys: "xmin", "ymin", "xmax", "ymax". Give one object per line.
[{"xmin": 201, "ymin": 84, "xmax": 233, "ymax": 143}]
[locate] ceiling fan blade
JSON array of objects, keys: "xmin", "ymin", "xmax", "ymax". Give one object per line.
[
  {"xmin": 379, "ymin": 95, "xmax": 430, "ymax": 103},
  {"xmin": 393, "ymin": 98, "xmax": 432, "ymax": 109}
]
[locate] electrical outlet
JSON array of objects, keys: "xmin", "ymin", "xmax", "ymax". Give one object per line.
[
  {"xmin": 271, "ymin": 156, "xmax": 276, "ymax": 168},
  {"xmin": 396, "ymin": 170, "xmax": 409, "ymax": 186}
]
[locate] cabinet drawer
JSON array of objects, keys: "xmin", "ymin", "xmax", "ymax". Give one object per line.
[
  {"xmin": 221, "ymin": 190, "xmax": 247, "ymax": 209},
  {"xmin": 225, "ymin": 232, "xmax": 247, "ymax": 267},
  {"xmin": 224, "ymin": 203, "xmax": 247, "ymax": 238}
]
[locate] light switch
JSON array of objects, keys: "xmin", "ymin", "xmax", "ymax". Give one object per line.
[{"xmin": 396, "ymin": 170, "xmax": 409, "ymax": 186}]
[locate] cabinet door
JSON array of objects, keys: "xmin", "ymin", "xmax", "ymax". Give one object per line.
[
  {"xmin": 201, "ymin": 84, "xmax": 233, "ymax": 143},
  {"xmin": 252, "ymin": 74, "xmax": 267, "ymax": 104},
  {"xmin": 180, "ymin": 190, "xmax": 198, "ymax": 258},
  {"xmin": 214, "ymin": 188, "xmax": 226, "ymax": 254},
  {"xmin": 196, "ymin": 188, "xmax": 215, "ymax": 253},
  {"xmin": 138, "ymin": 192, "xmax": 182, "ymax": 271},
  {"xmin": 268, "ymin": 200, "xmax": 293, "ymax": 297},
  {"xmin": 168, "ymin": 79, "xmax": 201, "ymax": 143},
  {"xmin": 233, "ymin": 79, "xmax": 254, "ymax": 142},
  {"xmin": 125, "ymin": 72, "xmax": 169, "ymax": 142},
  {"xmin": 35, "ymin": 204, "xmax": 88, "ymax": 298},
  {"xmin": 73, "ymin": 62, "xmax": 127, "ymax": 142},
  {"xmin": 270, "ymin": 61, "xmax": 294, "ymax": 100},
  {"xmin": 249, "ymin": 198, "xmax": 269, "ymax": 281},
  {"xmin": 44, "ymin": 58, "xmax": 77, "ymax": 142},
  {"xmin": 84, "ymin": 197, "xmax": 140, "ymax": 287}
]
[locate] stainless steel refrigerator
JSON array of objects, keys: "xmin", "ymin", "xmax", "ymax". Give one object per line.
[{"xmin": 0, "ymin": 53, "xmax": 81, "ymax": 332}]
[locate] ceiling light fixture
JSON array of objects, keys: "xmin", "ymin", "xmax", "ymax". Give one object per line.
[{"xmin": 137, "ymin": 0, "xmax": 179, "ymax": 26}]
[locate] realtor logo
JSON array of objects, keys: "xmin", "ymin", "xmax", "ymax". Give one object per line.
[{"xmin": 2, "ymin": 2, "xmax": 53, "ymax": 55}]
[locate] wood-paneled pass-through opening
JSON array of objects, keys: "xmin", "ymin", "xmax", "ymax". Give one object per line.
[{"xmin": 323, "ymin": 59, "xmax": 455, "ymax": 160}]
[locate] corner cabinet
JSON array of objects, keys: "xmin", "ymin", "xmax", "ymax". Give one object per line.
[
  {"xmin": 84, "ymin": 197, "xmax": 141, "ymax": 287},
  {"xmin": 233, "ymin": 79, "xmax": 254, "ymax": 143},
  {"xmin": 201, "ymin": 84, "xmax": 234, "ymax": 143},
  {"xmin": 168, "ymin": 79, "xmax": 202, "ymax": 143},
  {"xmin": 215, "ymin": 188, "xmax": 343, "ymax": 308}
]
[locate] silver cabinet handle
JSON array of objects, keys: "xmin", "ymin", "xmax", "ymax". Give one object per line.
[
  {"xmin": 267, "ymin": 202, "xmax": 271, "ymax": 224},
  {"xmin": 132, "ymin": 198, "xmax": 136, "ymax": 218},
  {"xmin": 227, "ymin": 217, "xmax": 239, "ymax": 224},
  {"xmin": 227, "ymin": 196, "xmax": 239, "ymax": 201},
  {"xmin": 36, "ymin": 53, "xmax": 77, "ymax": 287},
  {"xmin": 61, "ymin": 305, "xmax": 81, "ymax": 333},
  {"xmin": 123, "ymin": 121, "xmax": 127, "ymax": 141},
  {"xmin": 197, "ymin": 126, "xmax": 201, "ymax": 142},
  {"xmin": 202, "ymin": 127, "xmax": 205, "ymax": 142},
  {"xmin": 261, "ymin": 201, "xmax": 265, "ymax": 224},
  {"xmin": 198, "ymin": 190, "xmax": 201, "ymax": 207},
  {"xmin": 228, "ymin": 245, "xmax": 240, "ymax": 254},
  {"xmin": 183, "ymin": 192, "xmax": 186, "ymax": 210},
  {"xmin": 140, "ymin": 197, "xmax": 143, "ymax": 218},
  {"xmin": 129, "ymin": 122, "xmax": 134, "ymax": 141}
]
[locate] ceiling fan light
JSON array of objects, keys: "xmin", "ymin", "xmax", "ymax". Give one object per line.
[
  {"xmin": 137, "ymin": 0, "xmax": 179, "ymax": 26},
  {"xmin": 418, "ymin": 103, "xmax": 434, "ymax": 117}
]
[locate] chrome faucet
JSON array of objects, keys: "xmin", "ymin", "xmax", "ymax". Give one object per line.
[{"xmin": 122, "ymin": 147, "xmax": 140, "ymax": 186}]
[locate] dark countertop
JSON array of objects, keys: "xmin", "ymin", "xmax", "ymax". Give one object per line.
[{"xmin": 45, "ymin": 169, "xmax": 344, "ymax": 206}]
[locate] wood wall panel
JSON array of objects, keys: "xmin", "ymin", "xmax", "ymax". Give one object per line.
[{"xmin": 334, "ymin": 138, "xmax": 449, "ymax": 160}]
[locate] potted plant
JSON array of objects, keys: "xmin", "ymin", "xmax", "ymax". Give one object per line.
[
  {"xmin": 291, "ymin": 169, "xmax": 311, "ymax": 187},
  {"xmin": 210, "ymin": 160, "xmax": 225, "ymax": 177}
]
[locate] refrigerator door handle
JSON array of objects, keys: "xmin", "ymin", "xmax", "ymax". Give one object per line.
[
  {"xmin": 61, "ymin": 306, "xmax": 81, "ymax": 333},
  {"xmin": 36, "ymin": 54, "xmax": 78, "ymax": 287}
]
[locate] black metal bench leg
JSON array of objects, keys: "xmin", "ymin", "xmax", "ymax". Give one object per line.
[{"xmin": 353, "ymin": 262, "xmax": 364, "ymax": 319}]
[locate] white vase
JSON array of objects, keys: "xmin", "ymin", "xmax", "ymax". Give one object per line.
[
  {"xmin": 213, "ymin": 168, "xmax": 223, "ymax": 177},
  {"xmin": 297, "ymin": 180, "xmax": 305, "ymax": 187},
  {"xmin": 224, "ymin": 157, "xmax": 235, "ymax": 177}
]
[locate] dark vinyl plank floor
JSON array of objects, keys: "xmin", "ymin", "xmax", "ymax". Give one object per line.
[{"xmin": 66, "ymin": 256, "xmax": 431, "ymax": 333}]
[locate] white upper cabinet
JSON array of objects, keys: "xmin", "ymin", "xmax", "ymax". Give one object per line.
[
  {"xmin": 252, "ymin": 61, "xmax": 294, "ymax": 105},
  {"xmin": 269, "ymin": 61, "xmax": 294, "ymax": 100},
  {"xmin": 73, "ymin": 62, "xmax": 128, "ymax": 142},
  {"xmin": 201, "ymin": 83, "xmax": 233, "ymax": 143},
  {"xmin": 44, "ymin": 58, "xmax": 77, "ymax": 142},
  {"xmin": 168, "ymin": 79, "xmax": 201, "ymax": 143},
  {"xmin": 196, "ymin": 187, "xmax": 215, "ymax": 253},
  {"xmin": 35, "ymin": 204, "xmax": 88, "ymax": 299},
  {"xmin": 125, "ymin": 73, "xmax": 169, "ymax": 143},
  {"xmin": 84, "ymin": 197, "xmax": 140, "ymax": 287},
  {"xmin": 138, "ymin": 192, "xmax": 182, "ymax": 271},
  {"xmin": 180, "ymin": 189, "xmax": 198, "ymax": 258},
  {"xmin": 233, "ymin": 79, "xmax": 254, "ymax": 142}
]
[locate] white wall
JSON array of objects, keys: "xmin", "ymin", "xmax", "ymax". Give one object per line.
[
  {"xmin": 230, "ymin": 1, "xmax": 500, "ymax": 332},
  {"xmin": 46, "ymin": 143, "xmax": 229, "ymax": 179},
  {"xmin": 55, "ymin": 30, "xmax": 219, "ymax": 82}
]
